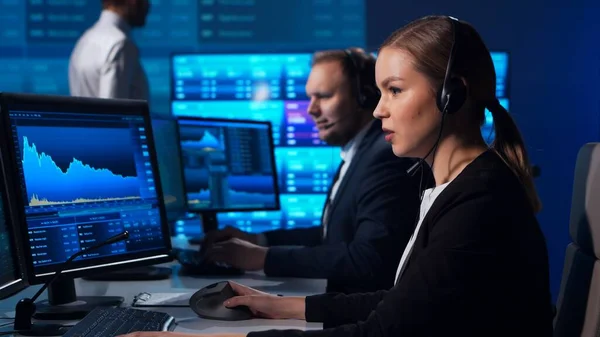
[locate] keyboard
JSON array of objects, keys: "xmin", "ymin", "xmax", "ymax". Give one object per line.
[
  {"xmin": 172, "ymin": 247, "xmax": 244, "ymax": 276},
  {"xmin": 63, "ymin": 307, "xmax": 175, "ymax": 337}
]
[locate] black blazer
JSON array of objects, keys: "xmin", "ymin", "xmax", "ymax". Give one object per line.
[
  {"xmin": 263, "ymin": 119, "xmax": 428, "ymax": 294},
  {"xmin": 249, "ymin": 151, "xmax": 554, "ymax": 337}
]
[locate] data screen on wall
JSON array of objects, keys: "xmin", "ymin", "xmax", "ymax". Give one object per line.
[
  {"xmin": 483, "ymin": 51, "xmax": 510, "ymax": 144},
  {"xmin": 171, "ymin": 53, "xmax": 342, "ymax": 236},
  {"xmin": 0, "ymin": 0, "xmax": 366, "ymax": 118}
]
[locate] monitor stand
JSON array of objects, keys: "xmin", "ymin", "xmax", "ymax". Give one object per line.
[
  {"xmin": 82, "ymin": 265, "xmax": 172, "ymax": 281},
  {"xmin": 33, "ymin": 277, "xmax": 123, "ymax": 320},
  {"xmin": 188, "ymin": 211, "xmax": 218, "ymax": 245}
]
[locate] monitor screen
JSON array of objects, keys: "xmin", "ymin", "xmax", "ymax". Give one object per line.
[
  {"xmin": 0, "ymin": 94, "xmax": 172, "ymax": 280},
  {"xmin": 0, "ymin": 164, "xmax": 26, "ymax": 299},
  {"xmin": 151, "ymin": 117, "xmax": 186, "ymax": 221},
  {"xmin": 484, "ymin": 51, "xmax": 510, "ymax": 144},
  {"xmin": 0, "ymin": 1, "xmax": 366, "ymax": 120},
  {"xmin": 176, "ymin": 117, "xmax": 279, "ymax": 213},
  {"xmin": 171, "ymin": 53, "xmax": 341, "ymax": 236}
]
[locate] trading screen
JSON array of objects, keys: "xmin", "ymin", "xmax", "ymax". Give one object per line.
[
  {"xmin": 7, "ymin": 110, "xmax": 168, "ymax": 275},
  {"xmin": 482, "ymin": 52, "xmax": 510, "ymax": 144},
  {"xmin": 0, "ymin": 0, "xmax": 366, "ymax": 117},
  {"xmin": 177, "ymin": 119, "xmax": 279, "ymax": 212},
  {"xmin": 172, "ymin": 53, "xmax": 340, "ymax": 236}
]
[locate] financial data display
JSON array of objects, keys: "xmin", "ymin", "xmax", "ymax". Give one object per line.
[
  {"xmin": 172, "ymin": 54, "xmax": 322, "ymax": 146},
  {"xmin": 0, "ymin": 192, "xmax": 20, "ymax": 292},
  {"xmin": 484, "ymin": 51, "xmax": 510, "ymax": 144},
  {"xmin": 171, "ymin": 53, "xmax": 342, "ymax": 235},
  {"xmin": 7, "ymin": 110, "xmax": 168, "ymax": 275},
  {"xmin": 177, "ymin": 118, "xmax": 279, "ymax": 212},
  {"xmin": 0, "ymin": 0, "xmax": 366, "ymax": 117}
]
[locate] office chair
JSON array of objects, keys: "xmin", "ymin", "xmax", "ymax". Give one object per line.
[{"xmin": 554, "ymin": 143, "xmax": 600, "ymax": 337}]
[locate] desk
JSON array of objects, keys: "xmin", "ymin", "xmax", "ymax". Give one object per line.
[{"xmin": 0, "ymin": 264, "xmax": 326, "ymax": 336}]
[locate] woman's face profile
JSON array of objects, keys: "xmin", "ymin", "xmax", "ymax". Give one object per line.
[{"xmin": 373, "ymin": 47, "xmax": 441, "ymax": 158}]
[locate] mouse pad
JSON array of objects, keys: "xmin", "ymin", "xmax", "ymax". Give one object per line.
[{"xmin": 132, "ymin": 292, "xmax": 192, "ymax": 307}]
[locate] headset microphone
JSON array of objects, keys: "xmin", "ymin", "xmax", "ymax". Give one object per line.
[
  {"xmin": 405, "ymin": 131, "xmax": 442, "ymax": 176},
  {"xmin": 406, "ymin": 160, "xmax": 422, "ymax": 176}
]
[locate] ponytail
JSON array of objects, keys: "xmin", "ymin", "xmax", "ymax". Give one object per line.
[{"xmin": 488, "ymin": 99, "xmax": 542, "ymax": 213}]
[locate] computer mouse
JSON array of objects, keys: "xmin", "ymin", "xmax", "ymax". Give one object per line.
[{"xmin": 189, "ymin": 281, "xmax": 253, "ymax": 321}]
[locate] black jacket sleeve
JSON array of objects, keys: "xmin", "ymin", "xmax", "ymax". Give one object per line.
[
  {"xmin": 262, "ymin": 153, "xmax": 419, "ymax": 287},
  {"xmin": 304, "ymin": 291, "xmax": 388, "ymax": 327},
  {"xmin": 264, "ymin": 227, "xmax": 323, "ymax": 247},
  {"xmin": 247, "ymin": 195, "xmax": 514, "ymax": 337}
]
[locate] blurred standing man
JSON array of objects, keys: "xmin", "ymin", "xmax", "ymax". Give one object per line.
[{"xmin": 69, "ymin": 0, "xmax": 150, "ymax": 100}]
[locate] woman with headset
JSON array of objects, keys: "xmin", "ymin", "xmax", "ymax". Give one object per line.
[{"xmin": 122, "ymin": 15, "xmax": 553, "ymax": 337}]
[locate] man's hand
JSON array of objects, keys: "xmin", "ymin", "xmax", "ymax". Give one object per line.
[
  {"xmin": 203, "ymin": 226, "xmax": 259, "ymax": 248},
  {"xmin": 205, "ymin": 238, "xmax": 267, "ymax": 271}
]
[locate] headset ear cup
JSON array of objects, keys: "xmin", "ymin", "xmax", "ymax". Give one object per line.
[
  {"xmin": 437, "ymin": 77, "xmax": 467, "ymax": 114},
  {"xmin": 359, "ymin": 94, "xmax": 366, "ymax": 107}
]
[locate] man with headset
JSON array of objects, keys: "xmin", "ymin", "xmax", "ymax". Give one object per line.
[{"xmin": 203, "ymin": 48, "xmax": 429, "ymax": 294}]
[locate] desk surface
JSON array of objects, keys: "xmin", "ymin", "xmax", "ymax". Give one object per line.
[{"xmin": 0, "ymin": 264, "xmax": 326, "ymax": 335}]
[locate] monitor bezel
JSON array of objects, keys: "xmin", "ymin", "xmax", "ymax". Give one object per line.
[
  {"xmin": 0, "ymin": 92, "xmax": 173, "ymax": 284},
  {"xmin": 168, "ymin": 50, "xmax": 315, "ymax": 109},
  {"xmin": 0, "ymin": 136, "xmax": 28, "ymax": 300},
  {"xmin": 174, "ymin": 116, "xmax": 281, "ymax": 214}
]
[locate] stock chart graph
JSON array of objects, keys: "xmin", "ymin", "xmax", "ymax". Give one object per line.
[
  {"xmin": 178, "ymin": 118, "xmax": 278, "ymax": 212},
  {"xmin": 21, "ymin": 135, "xmax": 141, "ymax": 207}
]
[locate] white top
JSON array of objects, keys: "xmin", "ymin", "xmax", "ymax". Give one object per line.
[
  {"xmin": 322, "ymin": 120, "xmax": 373, "ymax": 238},
  {"xmin": 394, "ymin": 182, "xmax": 450, "ymax": 284},
  {"xmin": 68, "ymin": 10, "xmax": 149, "ymax": 100}
]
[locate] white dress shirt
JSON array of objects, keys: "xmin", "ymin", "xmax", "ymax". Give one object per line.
[
  {"xmin": 394, "ymin": 182, "xmax": 450, "ymax": 283},
  {"xmin": 68, "ymin": 10, "xmax": 149, "ymax": 100}
]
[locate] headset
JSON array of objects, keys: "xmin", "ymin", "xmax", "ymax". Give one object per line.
[
  {"xmin": 406, "ymin": 16, "xmax": 467, "ymax": 176},
  {"xmin": 436, "ymin": 16, "xmax": 467, "ymax": 115},
  {"xmin": 343, "ymin": 49, "xmax": 379, "ymax": 109}
]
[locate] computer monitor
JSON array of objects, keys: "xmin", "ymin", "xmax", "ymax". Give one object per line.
[
  {"xmin": 171, "ymin": 52, "xmax": 341, "ymax": 238},
  {"xmin": 175, "ymin": 117, "xmax": 280, "ymax": 232},
  {"xmin": 0, "ymin": 152, "xmax": 27, "ymax": 300},
  {"xmin": 151, "ymin": 117, "xmax": 186, "ymax": 223},
  {"xmin": 483, "ymin": 51, "xmax": 510, "ymax": 144},
  {"xmin": 0, "ymin": 93, "xmax": 172, "ymax": 319}
]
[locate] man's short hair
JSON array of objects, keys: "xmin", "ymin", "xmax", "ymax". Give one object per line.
[{"xmin": 311, "ymin": 48, "xmax": 380, "ymax": 110}]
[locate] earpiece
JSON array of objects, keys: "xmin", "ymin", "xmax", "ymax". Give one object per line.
[
  {"xmin": 343, "ymin": 49, "xmax": 379, "ymax": 109},
  {"xmin": 436, "ymin": 17, "xmax": 467, "ymax": 115},
  {"xmin": 406, "ymin": 16, "xmax": 466, "ymax": 176}
]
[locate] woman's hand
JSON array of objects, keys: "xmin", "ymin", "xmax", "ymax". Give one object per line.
[{"xmin": 225, "ymin": 281, "xmax": 306, "ymax": 320}]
